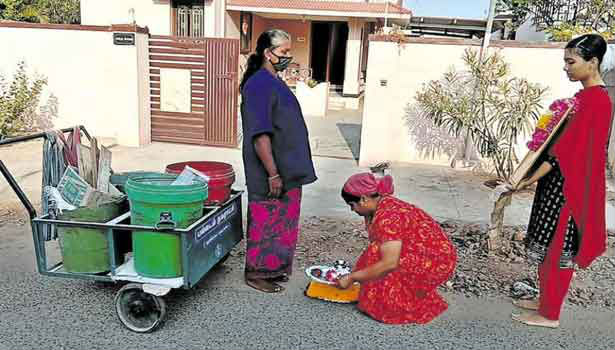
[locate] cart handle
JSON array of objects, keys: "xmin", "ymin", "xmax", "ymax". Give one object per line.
[
  {"xmin": 155, "ymin": 212, "xmax": 177, "ymax": 230},
  {"xmin": 0, "ymin": 125, "xmax": 92, "ymax": 221}
]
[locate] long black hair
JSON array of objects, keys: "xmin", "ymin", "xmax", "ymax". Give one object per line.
[
  {"xmin": 566, "ymin": 34, "xmax": 607, "ymax": 67},
  {"xmin": 341, "ymin": 190, "xmax": 380, "ymax": 205},
  {"xmin": 240, "ymin": 29, "xmax": 291, "ymax": 90}
]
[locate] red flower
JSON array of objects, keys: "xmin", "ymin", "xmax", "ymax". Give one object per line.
[
  {"xmin": 325, "ymin": 269, "xmax": 338, "ymax": 282},
  {"xmin": 528, "ymin": 96, "xmax": 580, "ymax": 151}
]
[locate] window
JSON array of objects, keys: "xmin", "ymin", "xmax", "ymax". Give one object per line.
[{"xmin": 172, "ymin": 0, "xmax": 205, "ymax": 37}]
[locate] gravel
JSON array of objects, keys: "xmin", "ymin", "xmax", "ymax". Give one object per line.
[{"xmin": 289, "ymin": 216, "xmax": 615, "ymax": 310}]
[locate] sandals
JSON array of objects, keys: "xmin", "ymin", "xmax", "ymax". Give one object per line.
[
  {"xmin": 511, "ymin": 312, "xmax": 559, "ymax": 329},
  {"xmin": 512, "ymin": 299, "xmax": 539, "ymax": 311},
  {"xmin": 245, "ymin": 277, "xmax": 285, "ymax": 293},
  {"xmin": 267, "ymin": 274, "xmax": 290, "ymax": 283}
]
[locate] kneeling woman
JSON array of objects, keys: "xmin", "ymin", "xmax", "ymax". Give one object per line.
[{"xmin": 336, "ymin": 173, "xmax": 457, "ymax": 324}]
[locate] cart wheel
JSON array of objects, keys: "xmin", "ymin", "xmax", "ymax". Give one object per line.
[{"xmin": 115, "ymin": 283, "xmax": 167, "ymax": 333}]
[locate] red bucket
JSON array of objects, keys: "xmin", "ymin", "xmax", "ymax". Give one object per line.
[{"xmin": 165, "ymin": 161, "xmax": 235, "ymax": 206}]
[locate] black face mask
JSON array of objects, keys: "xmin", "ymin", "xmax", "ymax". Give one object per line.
[{"xmin": 270, "ymin": 51, "xmax": 293, "ymax": 72}]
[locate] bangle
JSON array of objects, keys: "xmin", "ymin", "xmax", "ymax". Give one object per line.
[{"xmin": 268, "ymin": 174, "xmax": 280, "ymax": 181}]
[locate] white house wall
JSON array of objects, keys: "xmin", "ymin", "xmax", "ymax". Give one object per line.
[
  {"xmin": 343, "ymin": 18, "xmax": 364, "ymax": 96},
  {"xmin": 81, "ymin": 0, "xmax": 225, "ymax": 37},
  {"xmin": 360, "ymin": 39, "xmax": 579, "ymax": 167},
  {"xmin": 81, "ymin": 0, "xmax": 171, "ymax": 35},
  {"xmin": 203, "ymin": 0, "xmax": 220, "ymax": 37},
  {"xmin": 0, "ymin": 26, "xmax": 150, "ymax": 146}
]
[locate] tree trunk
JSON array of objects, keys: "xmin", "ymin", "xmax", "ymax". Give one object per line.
[{"xmin": 487, "ymin": 191, "xmax": 513, "ymax": 252}]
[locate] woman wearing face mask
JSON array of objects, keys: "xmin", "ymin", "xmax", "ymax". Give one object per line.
[
  {"xmin": 239, "ymin": 29, "xmax": 317, "ymax": 293},
  {"xmin": 513, "ymin": 34, "xmax": 614, "ymax": 328},
  {"xmin": 336, "ymin": 173, "xmax": 457, "ymax": 324}
]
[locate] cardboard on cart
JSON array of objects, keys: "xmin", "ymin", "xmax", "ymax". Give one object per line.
[
  {"xmin": 57, "ymin": 166, "xmax": 94, "ymax": 206},
  {"xmin": 171, "ymin": 165, "xmax": 210, "ymax": 186}
]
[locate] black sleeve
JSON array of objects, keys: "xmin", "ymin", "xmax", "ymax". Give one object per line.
[{"xmin": 544, "ymin": 154, "xmax": 558, "ymax": 168}]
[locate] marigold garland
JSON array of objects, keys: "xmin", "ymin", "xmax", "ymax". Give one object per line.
[{"xmin": 526, "ymin": 96, "xmax": 579, "ymax": 151}]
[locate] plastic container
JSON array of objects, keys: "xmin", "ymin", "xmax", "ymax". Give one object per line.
[
  {"xmin": 57, "ymin": 199, "xmax": 123, "ymax": 273},
  {"xmin": 165, "ymin": 161, "xmax": 235, "ymax": 206},
  {"xmin": 110, "ymin": 171, "xmax": 164, "ymax": 193},
  {"xmin": 125, "ymin": 175, "xmax": 207, "ymax": 278}
]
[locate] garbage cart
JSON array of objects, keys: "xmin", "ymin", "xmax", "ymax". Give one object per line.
[{"xmin": 0, "ymin": 126, "xmax": 244, "ymax": 333}]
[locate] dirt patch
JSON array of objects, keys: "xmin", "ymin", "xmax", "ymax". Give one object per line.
[
  {"xmin": 4, "ymin": 206, "xmax": 614, "ymax": 309},
  {"xmin": 290, "ymin": 216, "xmax": 615, "ymax": 310},
  {"xmin": 0, "ymin": 202, "xmax": 30, "ymax": 227}
]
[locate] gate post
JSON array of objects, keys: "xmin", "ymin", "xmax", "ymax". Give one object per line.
[{"xmin": 137, "ymin": 29, "xmax": 152, "ymax": 146}]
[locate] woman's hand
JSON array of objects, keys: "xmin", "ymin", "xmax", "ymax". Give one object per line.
[
  {"xmin": 343, "ymin": 241, "xmax": 402, "ymax": 285},
  {"xmin": 268, "ymin": 175, "xmax": 283, "ymax": 198},
  {"xmin": 515, "ymin": 179, "xmax": 532, "ymax": 191},
  {"xmin": 253, "ymin": 134, "xmax": 283, "ymax": 198},
  {"xmin": 336, "ymin": 274, "xmax": 354, "ymax": 289},
  {"xmin": 515, "ymin": 161, "xmax": 554, "ymax": 191}
]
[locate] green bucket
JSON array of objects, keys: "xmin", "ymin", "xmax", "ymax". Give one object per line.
[
  {"xmin": 57, "ymin": 199, "xmax": 123, "ymax": 274},
  {"xmin": 110, "ymin": 171, "xmax": 165, "ymax": 193},
  {"xmin": 125, "ymin": 175, "xmax": 207, "ymax": 278}
]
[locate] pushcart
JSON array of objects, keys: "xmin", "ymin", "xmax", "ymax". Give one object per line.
[{"xmin": 0, "ymin": 126, "xmax": 244, "ymax": 332}]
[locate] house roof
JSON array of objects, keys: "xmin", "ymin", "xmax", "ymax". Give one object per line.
[
  {"xmin": 226, "ymin": 0, "xmax": 412, "ymax": 16},
  {"xmin": 407, "ymin": 16, "xmax": 508, "ymax": 38}
]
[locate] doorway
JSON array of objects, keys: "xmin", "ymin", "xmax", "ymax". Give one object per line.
[{"xmin": 310, "ymin": 22, "xmax": 349, "ymax": 89}]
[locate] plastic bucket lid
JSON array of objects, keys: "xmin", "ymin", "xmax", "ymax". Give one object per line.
[
  {"xmin": 125, "ymin": 175, "xmax": 208, "ymax": 205},
  {"xmin": 110, "ymin": 171, "xmax": 165, "ymax": 187}
]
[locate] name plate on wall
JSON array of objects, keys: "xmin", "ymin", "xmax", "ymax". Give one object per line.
[
  {"xmin": 160, "ymin": 68, "xmax": 192, "ymax": 113},
  {"xmin": 113, "ymin": 32, "xmax": 135, "ymax": 46}
]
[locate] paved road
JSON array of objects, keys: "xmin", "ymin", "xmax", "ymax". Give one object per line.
[
  {"xmin": 0, "ymin": 223, "xmax": 613, "ymax": 350},
  {"xmin": 1, "ymin": 128, "xmax": 613, "ymax": 349}
]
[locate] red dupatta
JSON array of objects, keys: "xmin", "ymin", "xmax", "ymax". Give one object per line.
[{"xmin": 553, "ymin": 85, "xmax": 613, "ymax": 268}]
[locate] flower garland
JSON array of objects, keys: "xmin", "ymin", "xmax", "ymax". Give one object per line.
[{"xmin": 526, "ymin": 96, "xmax": 579, "ymax": 151}]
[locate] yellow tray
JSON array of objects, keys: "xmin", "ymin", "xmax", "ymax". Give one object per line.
[{"xmin": 305, "ymin": 281, "xmax": 359, "ymax": 303}]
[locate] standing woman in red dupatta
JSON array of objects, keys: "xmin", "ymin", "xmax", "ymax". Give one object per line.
[
  {"xmin": 336, "ymin": 173, "xmax": 457, "ymax": 324},
  {"xmin": 513, "ymin": 34, "xmax": 614, "ymax": 328}
]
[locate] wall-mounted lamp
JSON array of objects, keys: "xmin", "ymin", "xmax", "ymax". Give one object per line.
[{"xmin": 128, "ymin": 8, "xmax": 136, "ymax": 25}]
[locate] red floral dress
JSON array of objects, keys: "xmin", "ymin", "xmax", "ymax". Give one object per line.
[{"xmin": 355, "ymin": 196, "xmax": 457, "ymax": 324}]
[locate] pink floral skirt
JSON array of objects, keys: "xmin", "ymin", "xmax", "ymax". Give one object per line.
[{"xmin": 245, "ymin": 188, "xmax": 302, "ymax": 279}]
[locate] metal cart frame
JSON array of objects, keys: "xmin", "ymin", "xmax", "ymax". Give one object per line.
[{"xmin": 0, "ymin": 126, "xmax": 244, "ymax": 332}]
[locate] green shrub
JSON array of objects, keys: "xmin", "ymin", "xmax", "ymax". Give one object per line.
[
  {"xmin": 416, "ymin": 49, "xmax": 548, "ymax": 181},
  {"xmin": 0, "ymin": 61, "xmax": 48, "ymax": 137}
]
